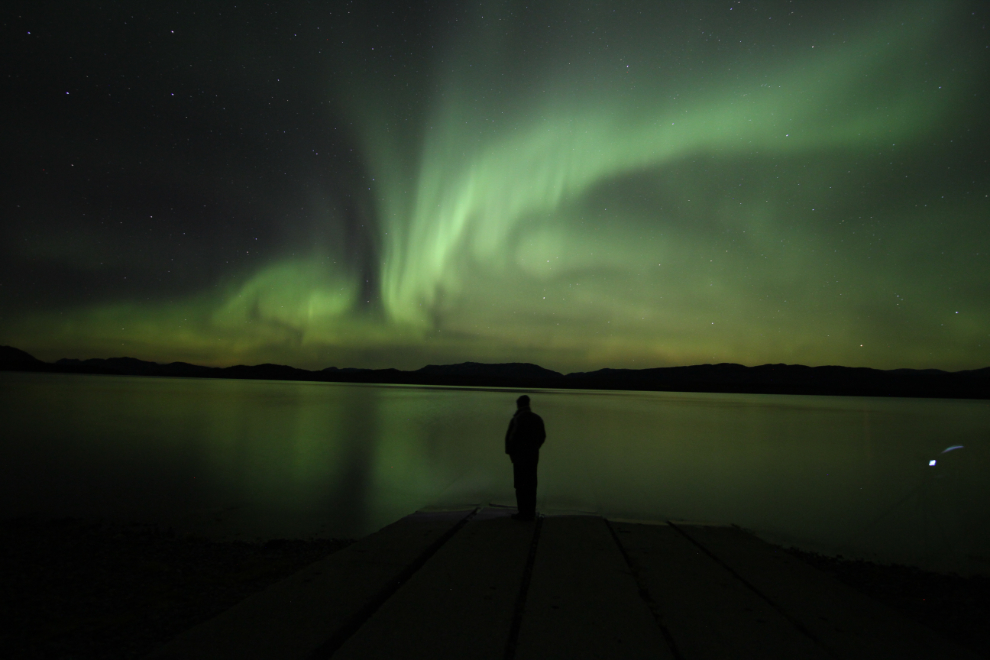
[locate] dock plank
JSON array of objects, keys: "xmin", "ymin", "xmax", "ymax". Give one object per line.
[
  {"xmin": 144, "ymin": 510, "xmax": 977, "ymax": 660},
  {"xmin": 613, "ymin": 522, "xmax": 830, "ymax": 659},
  {"xmin": 675, "ymin": 524, "xmax": 982, "ymax": 660},
  {"xmin": 333, "ymin": 509, "xmax": 534, "ymax": 660},
  {"xmin": 515, "ymin": 516, "xmax": 674, "ymax": 660},
  {"xmin": 146, "ymin": 509, "xmax": 474, "ymax": 660}
]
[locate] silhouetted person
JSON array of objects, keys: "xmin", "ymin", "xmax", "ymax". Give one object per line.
[{"xmin": 505, "ymin": 395, "xmax": 545, "ymax": 521}]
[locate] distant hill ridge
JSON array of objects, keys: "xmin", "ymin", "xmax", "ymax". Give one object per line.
[
  {"xmin": 2, "ymin": 346, "xmax": 988, "ymax": 400},
  {"xmin": 416, "ymin": 362, "xmax": 562, "ymax": 379},
  {"xmin": 0, "ymin": 345, "xmax": 42, "ymax": 363}
]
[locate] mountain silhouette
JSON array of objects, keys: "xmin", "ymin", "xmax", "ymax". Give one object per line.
[
  {"xmin": 2, "ymin": 345, "xmax": 988, "ymax": 399},
  {"xmin": 0, "ymin": 345, "xmax": 42, "ymax": 364},
  {"xmin": 416, "ymin": 362, "xmax": 562, "ymax": 379}
]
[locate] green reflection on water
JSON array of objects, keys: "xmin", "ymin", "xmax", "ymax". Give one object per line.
[{"xmin": 1, "ymin": 372, "xmax": 987, "ymax": 573}]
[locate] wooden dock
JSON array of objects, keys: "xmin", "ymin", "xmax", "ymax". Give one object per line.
[{"xmin": 146, "ymin": 508, "xmax": 978, "ymax": 659}]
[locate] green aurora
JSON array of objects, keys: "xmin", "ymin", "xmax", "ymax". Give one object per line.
[{"xmin": 2, "ymin": 1, "xmax": 988, "ymax": 372}]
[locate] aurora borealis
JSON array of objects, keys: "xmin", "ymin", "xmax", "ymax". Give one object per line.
[{"xmin": 2, "ymin": 1, "xmax": 988, "ymax": 372}]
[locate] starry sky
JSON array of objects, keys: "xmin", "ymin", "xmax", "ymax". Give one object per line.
[{"xmin": 2, "ymin": 1, "xmax": 988, "ymax": 372}]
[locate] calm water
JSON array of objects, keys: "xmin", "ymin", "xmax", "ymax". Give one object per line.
[{"xmin": 2, "ymin": 372, "xmax": 988, "ymax": 574}]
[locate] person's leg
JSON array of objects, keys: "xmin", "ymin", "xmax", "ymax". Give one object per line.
[
  {"xmin": 529, "ymin": 457, "xmax": 539, "ymax": 517},
  {"xmin": 512, "ymin": 461, "xmax": 526, "ymax": 515},
  {"xmin": 520, "ymin": 460, "xmax": 537, "ymax": 518},
  {"xmin": 521, "ymin": 484, "xmax": 536, "ymax": 518},
  {"xmin": 511, "ymin": 455, "xmax": 538, "ymax": 520}
]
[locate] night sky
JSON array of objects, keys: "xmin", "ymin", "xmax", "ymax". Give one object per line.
[{"xmin": 2, "ymin": 1, "xmax": 988, "ymax": 372}]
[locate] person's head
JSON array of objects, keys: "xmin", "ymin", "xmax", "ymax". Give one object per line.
[{"xmin": 516, "ymin": 395, "xmax": 531, "ymax": 410}]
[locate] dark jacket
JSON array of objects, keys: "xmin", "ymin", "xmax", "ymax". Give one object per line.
[{"xmin": 505, "ymin": 408, "xmax": 546, "ymax": 459}]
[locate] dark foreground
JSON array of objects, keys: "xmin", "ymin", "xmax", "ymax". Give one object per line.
[
  {"xmin": 2, "ymin": 517, "xmax": 352, "ymax": 659},
  {"xmin": 5, "ymin": 512, "xmax": 987, "ymax": 659}
]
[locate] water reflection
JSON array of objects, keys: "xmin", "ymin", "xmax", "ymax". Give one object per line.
[{"xmin": 0, "ymin": 372, "xmax": 987, "ymax": 574}]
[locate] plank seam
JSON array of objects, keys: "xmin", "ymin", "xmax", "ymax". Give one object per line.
[
  {"xmin": 309, "ymin": 507, "xmax": 479, "ymax": 659},
  {"xmin": 667, "ymin": 521, "xmax": 838, "ymax": 659},
  {"xmin": 604, "ymin": 519, "xmax": 685, "ymax": 660},
  {"xmin": 503, "ymin": 514, "xmax": 544, "ymax": 660}
]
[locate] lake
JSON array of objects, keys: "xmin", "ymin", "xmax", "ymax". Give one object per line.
[{"xmin": 2, "ymin": 371, "xmax": 988, "ymax": 574}]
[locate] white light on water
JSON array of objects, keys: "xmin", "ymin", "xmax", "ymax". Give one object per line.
[{"xmin": 929, "ymin": 460, "xmax": 937, "ymax": 467}]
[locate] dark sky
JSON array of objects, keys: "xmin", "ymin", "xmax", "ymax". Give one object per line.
[{"xmin": 2, "ymin": 1, "xmax": 988, "ymax": 371}]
